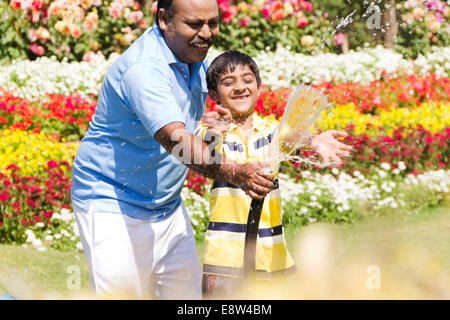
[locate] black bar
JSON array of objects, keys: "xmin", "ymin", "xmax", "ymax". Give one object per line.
[{"xmin": 243, "ymin": 198, "xmax": 265, "ymax": 278}]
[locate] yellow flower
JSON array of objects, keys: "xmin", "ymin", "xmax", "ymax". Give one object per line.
[{"xmin": 301, "ymin": 35, "xmax": 314, "ymax": 46}]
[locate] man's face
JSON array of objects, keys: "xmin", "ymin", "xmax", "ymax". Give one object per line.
[
  {"xmin": 159, "ymin": 0, "xmax": 220, "ymax": 64},
  {"xmin": 210, "ymin": 64, "xmax": 260, "ymax": 120}
]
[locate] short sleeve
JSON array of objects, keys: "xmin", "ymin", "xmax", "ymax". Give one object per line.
[{"xmin": 120, "ymin": 61, "xmax": 185, "ymax": 137}]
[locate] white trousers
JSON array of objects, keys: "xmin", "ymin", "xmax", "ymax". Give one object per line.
[{"xmin": 73, "ymin": 202, "xmax": 202, "ymax": 300}]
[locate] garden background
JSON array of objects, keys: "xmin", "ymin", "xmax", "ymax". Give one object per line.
[{"xmin": 0, "ymin": 0, "xmax": 449, "ymax": 299}]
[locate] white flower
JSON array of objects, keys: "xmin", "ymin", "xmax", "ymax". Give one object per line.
[
  {"xmin": 54, "ymin": 234, "xmax": 62, "ymax": 240},
  {"xmin": 76, "ymin": 242, "xmax": 84, "ymax": 251},
  {"xmin": 310, "ymin": 195, "xmax": 318, "ymax": 201},
  {"xmin": 378, "ymin": 170, "xmax": 387, "ymax": 178},
  {"xmin": 32, "ymin": 239, "xmax": 42, "ymax": 247},
  {"xmin": 381, "ymin": 162, "xmax": 391, "ymax": 171},
  {"xmin": 397, "ymin": 161, "xmax": 406, "ymax": 171},
  {"xmin": 331, "ymin": 168, "xmax": 339, "ymax": 175},
  {"xmin": 36, "ymin": 222, "xmax": 45, "ymax": 228},
  {"xmin": 44, "ymin": 235, "xmax": 53, "ymax": 241},
  {"xmin": 25, "ymin": 230, "xmax": 36, "ymax": 243},
  {"xmin": 299, "ymin": 207, "xmax": 308, "ymax": 215}
]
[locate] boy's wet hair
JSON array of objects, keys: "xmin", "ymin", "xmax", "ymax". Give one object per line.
[{"xmin": 206, "ymin": 50, "xmax": 261, "ymax": 92}]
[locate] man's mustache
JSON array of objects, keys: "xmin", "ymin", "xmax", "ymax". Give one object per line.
[{"xmin": 189, "ymin": 37, "xmax": 214, "ymax": 47}]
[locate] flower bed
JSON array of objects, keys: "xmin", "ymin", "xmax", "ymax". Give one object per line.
[
  {"xmin": 0, "ymin": 57, "xmax": 448, "ymax": 250},
  {"xmin": 0, "ymin": 129, "xmax": 77, "ymax": 175},
  {"xmin": 0, "ymin": 161, "xmax": 73, "ymax": 247},
  {"xmin": 2, "ymin": 0, "xmax": 448, "ymax": 62},
  {"xmin": 2, "ymin": 46, "xmax": 449, "ymax": 101},
  {"xmin": 0, "ymin": 89, "xmax": 96, "ymax": 141}
]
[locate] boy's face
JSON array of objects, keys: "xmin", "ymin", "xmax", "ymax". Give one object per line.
[{"xmin": 209, "ymin": 64, "xmax": 260, "ymax": 120}]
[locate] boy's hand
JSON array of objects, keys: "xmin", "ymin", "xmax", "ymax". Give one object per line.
[
  {"xmin": 233, "ymin": 162, "xmax": 274, "ymax": 200},
  {"xmin": 311, "ymin": 130, "xmax": 354, "ymax": 166},
  {"xmin": 202, "ymin": 105, "xmax": 232, "ymax": 135}
]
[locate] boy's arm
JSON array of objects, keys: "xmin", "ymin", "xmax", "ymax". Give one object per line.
[{"xmin": 282, "ymin": 129, "xmax": 353, "ymax": 166}]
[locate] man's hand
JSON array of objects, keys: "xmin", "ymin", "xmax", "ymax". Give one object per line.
[
  {"xmin": 233, "ymin": 162, "xmax": 274, "ymax": 200},
  {"xmin": 154, "ymin": 122, "xmax": 274, "ymax": 199},
  {"xmin": 201, "ymin": 105, "xmax": 232, "ymax": 136},
  {"xmin": 310, "ymin": 130, "xmax": 353, "ymax": 166}
]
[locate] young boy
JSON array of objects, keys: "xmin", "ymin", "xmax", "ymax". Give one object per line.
[
  {"xmin": 197, "ymin": 50, "xmax": 296, "ymax": 298},
  {"xmin": 197, "ymin": 50, "xmax": 352, "ymax": 299}
]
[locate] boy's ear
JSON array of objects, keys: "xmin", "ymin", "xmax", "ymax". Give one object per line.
[{"xmin": 208, "ymin": 89, "xmax": 219, "ymax": 102}]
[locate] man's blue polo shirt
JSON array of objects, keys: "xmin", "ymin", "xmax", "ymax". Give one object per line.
[{"xmin": 71, "ymin": 24, "xmax": 208, "ymax": 221}]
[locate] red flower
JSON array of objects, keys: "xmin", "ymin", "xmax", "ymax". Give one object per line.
[
  {"xmin": 0, "ymin": 193, "xmax": 9, "ymax": 202},
  {"xmin": 239, "ymin": 17, "xmax": 250, "ymax": 27},
  {"xmin": 272, "ymin": 9, "xmax": 285, "ymax": 21},
  {"xmin": 26, "ymin": 199, "xmax": 37, "ymax": 208},
  {"xmin": 47, "ymin": 160, "xmax": 59, "ymax": 168}
]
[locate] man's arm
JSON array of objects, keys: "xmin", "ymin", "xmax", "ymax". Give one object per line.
[{"xmin": 154, "ymin": 122, "xmax": 274, "ymax": 200}]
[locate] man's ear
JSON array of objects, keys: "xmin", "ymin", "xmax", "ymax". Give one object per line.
[
  {"xmin": 158, "ymin": 8, "xmax": 169, "ymax": 33},
  {"xmin": 208, "ymin": 89, "xmax": 219, "ymax": 102}
]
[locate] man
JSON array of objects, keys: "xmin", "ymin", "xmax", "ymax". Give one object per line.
[{"xmin": 71, "ymin": 0, "xmax": 274, "ymax": 299}]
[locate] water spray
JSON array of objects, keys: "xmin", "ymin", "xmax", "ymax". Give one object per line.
[{"xmin": 244, "ymin": 85, "xmax": 331, "ymax": 279}]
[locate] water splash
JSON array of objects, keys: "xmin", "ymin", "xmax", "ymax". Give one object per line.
[{"xmin": 267, "ymin": 85, "xmax": 333, "ymax": 176}]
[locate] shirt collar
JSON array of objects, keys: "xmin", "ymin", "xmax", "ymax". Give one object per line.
[{"xmin": 228, "ymin": 113, "xmax": 266, "ymax": 135}]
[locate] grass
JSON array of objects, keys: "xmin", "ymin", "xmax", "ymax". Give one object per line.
[
  {"xmin": 1, "ymin": 204, "xmax": 449, "ymax": 299},
  {"xmin": 285, "ymin": 204, "xmax": 450, "ymax": 269},
  {"xmin": 0, "ymin": 245, "xmax": 90, "ymax": 299}
]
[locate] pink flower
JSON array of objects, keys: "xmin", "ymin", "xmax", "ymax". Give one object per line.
[
  {"xmin": 31, "ymin": 11, "xmax": 40, "ymax": 23},
  {"xmin": 28, "ymin": 29, "xmax": 38, "ymax": 42},
  {"xmin": 334, "ymin": 32, "xmax": 344, "ymax": 46},
  {"xmin": 130, "ymin": 10, "xmax": 143, "ymax": 23},
  {"xmin": 261, "ymin": 7, "xmax": 271, "ymax": 19},
  {"xmin": 435, "ymin": 12, "xmax": 443, "ymax": 23},
  {"xmin": 301, "ymin": 1, "xmax": 313, "ymax": 12},
  {"xmin": 30, "ymin": 43, "xmax": 45, "ymax": 56},
  {"xmin": 221, "ymin": 5, "xmax": 238, "ymax": 23},
  {"xmin": 71, "ymin": 26, "xmax": 82, "ymax": 39},
  {"xmin": 109, "ymin": 5, "xmax": 122, "ymax": 18},
  {"xmin": 239, "ymin": 16, "xmax": 250, "ymax": 27},
  {"xmin": 139, "ymin": 20, "xmax": 149, "ymax": 29},
  {"xmin": 83, "ymin": 51, "xmax": 96, "ymax": 62},
  {"xmin": 296, "ymin": 17, "xmax": 308, "ymax": 28}
]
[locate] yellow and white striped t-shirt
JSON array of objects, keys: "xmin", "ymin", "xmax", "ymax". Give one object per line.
[{"xmin": 196, "ymin": 113, "xmax": 295, "ymax": 279}]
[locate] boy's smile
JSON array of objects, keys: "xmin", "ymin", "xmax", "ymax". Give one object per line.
[{"xmin": 210, "ymin": 64, "xmax": 260, "ymax": 121}]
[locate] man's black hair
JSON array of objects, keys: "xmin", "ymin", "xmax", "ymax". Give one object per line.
[
  {"xmin": 206, "ymin": 50, "xmax": 261, "ymax": 92},
  {"xmin": 156, "ymin": 0, "xmax": 175, "ymax": 27}
]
